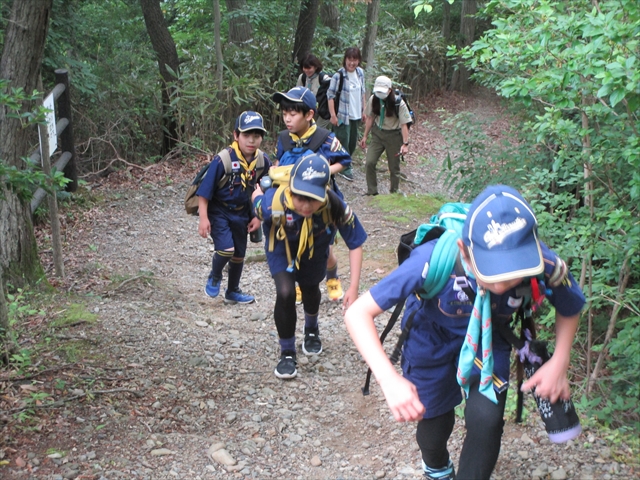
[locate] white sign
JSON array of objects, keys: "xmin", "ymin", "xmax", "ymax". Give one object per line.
[{"xmin": 39, "ymin": 92, "xmax": 58, "ymax": 163}]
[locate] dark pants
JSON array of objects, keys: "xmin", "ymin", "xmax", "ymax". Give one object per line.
[
  {"xmin": 333, "ymin": 119, "xmax": 361, "ymax": 156},
  {"xmin": 272, "ymin": 271, "xmax": 321, "ymax": 339},
  {"xmin": 416, "ymin": 377, "xmax": 507, "ymax": 479}
]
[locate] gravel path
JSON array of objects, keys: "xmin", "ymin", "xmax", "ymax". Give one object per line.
[{"xmin": 2, "ymin": 88, "xmax": 636, "ymax": 479}]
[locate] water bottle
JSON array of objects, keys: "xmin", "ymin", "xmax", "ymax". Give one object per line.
[{"xmin": 522, "ymin": 339, "xmax": 582, "ymax": 443}]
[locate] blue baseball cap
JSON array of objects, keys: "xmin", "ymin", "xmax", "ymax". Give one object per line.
[
  {"xmin": 289, "ymin": 153, "xmax": 330, "ymax": 202},
  {"xmin": 462, "ymin": 185, "xmax": 544, "ymax": 283},
  {"xmin": 272, "ymin": 86, "xmax": 317, "ymax": 111},
  {"xmin": 235, "ymin": 111, "xmax": 267, "ymax": 133}
]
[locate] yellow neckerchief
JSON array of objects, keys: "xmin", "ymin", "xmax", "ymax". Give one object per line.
[
  {"xmin": 289, "ymin": 123, "xmax": 317, "ymax": 148},
  {"xmin": 231, "ymin": 141, "xmax": 258, "ymax": 189}
]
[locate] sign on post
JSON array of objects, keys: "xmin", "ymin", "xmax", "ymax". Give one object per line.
[{"xmin": 40, "ymin": 92, "xmax": 58, "ymax": 163}]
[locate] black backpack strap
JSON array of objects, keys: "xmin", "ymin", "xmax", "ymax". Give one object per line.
[
  {"xmin": 278, "ymin": 130, "xmax": 292, "ymax": 153},
  {"xmin": 362, "ymin": 297, "xmax": 407, "ymax": 396}
]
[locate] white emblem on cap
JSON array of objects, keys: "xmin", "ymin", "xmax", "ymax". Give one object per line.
[
  {"xmin": 243, "ymin": 114, "xmax": 261, "ymax": 124},
  {"xmin": 301, "ymin": 166, "xmax": 326, "ymax": 181},
  {"xmin": 483, "ymin": 217, "xmax": 527, "ymax": 248}
]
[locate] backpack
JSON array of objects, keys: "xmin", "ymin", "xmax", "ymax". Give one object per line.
[
  {"xmin": 394, "ymin": 89, "xmax": 415, "ymax": 129},
  {"xmin": 277, "ymin": 127, "xmax": 331, "ymax": 167},
  {"xmin": 302, "ymin": 71, "xmax": 333, "ymax": 120},
  {"xmin": 184, "ymin": 149, "xmax": 266, "ymax": 215}
]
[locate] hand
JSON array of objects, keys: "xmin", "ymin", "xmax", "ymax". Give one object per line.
[
  {"xmin": 198, "ymin": 218, "xmax": 211, "ymax": 239},
  {"xmin": 521, "ymin": 355, "xmax": 571, "ymax": 403},
  {"xmin": 359, "ymin": 137, "xmax": 367, "ymax": 150},
  {"xmin": 378, "ymin": 373, "xmax": 425, "ymax": 422},
  {"xmin": 400, "ymin": 144, "xmax": 409, "ymax": 156},
  {"xmin": 247, "ymin": 217, "xmax": 261, "ymax": 233},
  {"xmin": 330, "ymin": 115, "xmax": 339, "ymax": 127},
  {"xmin": 342, "ymin": 285, "xmax": 359, "ymax": 311}
]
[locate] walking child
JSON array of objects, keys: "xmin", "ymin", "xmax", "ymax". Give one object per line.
[
  {"xmin": 360, "ymin": 76, "xmax": 412, "ymax": 195},
  {"xmin": 273, "ymin": 86, "xmax": 352, "ymax": 302},
  {"xmin": 344, "ymin": 185, "xmax": 585, "ymax": 479},
  {"xmin": 252, "ymin": 153, "xmax": 367, "ymax": 379},
  {"xmin": 197, "ymin": 111, "xmax": 271, "ymax": 304}
]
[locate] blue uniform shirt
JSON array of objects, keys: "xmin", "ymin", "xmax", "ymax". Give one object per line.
[
  {"xmin": 253, "ymin": 188, "xmax": 367, "ymax": 284},
  {"xmin": 370, "ymin": 239, "xmax": 585, "ymax": 418},
  {"xmin": 196, "ymin": 147, "xmax": 271, "ymax": 214}
]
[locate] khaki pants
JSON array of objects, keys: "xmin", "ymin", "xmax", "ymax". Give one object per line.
[{"xmin": 365, "ymin": 125, "xmax": 402, "ymax": 194}]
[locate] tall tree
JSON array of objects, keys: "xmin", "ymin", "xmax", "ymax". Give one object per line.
[
  {"xmin": 441, "ymin": 0, "xmax": 451, "ymax": 41},
  {"xmin": 213, "ymin": 0, "xmax": 224, "ymax": 89},
  {"xmin": 225, "ymin": 0, "xmax": 253, "ymax": 44},
  {"xmin": 361, "ymin": 0, "xmax": 380, "ymax": 71},
  {"xmin": 0, "ymin": 0, "xmax": 51, "ymax": 285},
  {"xmin": 0, "ymin": 0, "xmax": 52, "ymax": 358},
  {"xmin": 139, "ymin": 0, "xmax": 180, "ymax": 155},
  {"xmin": 319, "ymin": 0, "xmax": 340, "ymax": 31},
  {"xmin": 292, "ymin": 0, "xmax": 320, "ymax": 64},
  {"xmin": 449, "ymin": 0, "xmax": 476, "ymax": 92}
]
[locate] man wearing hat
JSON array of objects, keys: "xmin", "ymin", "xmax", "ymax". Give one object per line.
[
  {"xmin": 196, "ymin": 111, "xmax": 272, "ymax": 304},
  {"xmin": 344, "ymin": 185, "xmax": 585, "ymax": 479}
]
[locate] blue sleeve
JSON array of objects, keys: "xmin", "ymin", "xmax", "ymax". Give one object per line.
[
  {"xmin": 540, "ymin": 242, "xmax": 586, "ymax": 317},
  {"xmin": 337, "ymin": 209, "xmax": 367, "ymax": 250},
  {"xmin": 319, "ymin": 133, "xmax": 351, "ymax": 168},
  {"xmin": 275, "ymin": 135, "xmax": 285, "ymax": 162},
  {"xmin": 370, "ymin": 243, "xmax": 436, "ymax": 311},
  {"xmin": 195, "ymin": 156, "xmax": 227, "ymax": 201}
]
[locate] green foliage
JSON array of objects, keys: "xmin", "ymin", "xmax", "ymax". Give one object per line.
[{"xmin": 443, "ymin": 0, "xmax": 640, "ymax": 426}]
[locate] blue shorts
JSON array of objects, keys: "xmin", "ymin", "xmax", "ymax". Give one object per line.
[
  {"xmin": 265, "ymin": 237, "xmax": 331, "ymax": 286},
  {"xmin": 208, "ymin": 207, "xmax": 249, "ymax": 257}
]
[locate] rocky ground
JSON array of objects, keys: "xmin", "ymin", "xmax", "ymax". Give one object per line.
[{"xmin": 1, "ymin": 88, "xmax": 637, "ymax": 480}]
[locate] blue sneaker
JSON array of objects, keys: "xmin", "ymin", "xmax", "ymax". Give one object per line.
[
  {"xmin": 224, "ymin": 288, "xmax": 255, "ymax": 305},
  {"xmin": 205, "ymin": 275, "xmax": 221, "ymax": 298},
  {"xmin": 423, "ymin": 459, "xmax": 456, "ymax": 480}
]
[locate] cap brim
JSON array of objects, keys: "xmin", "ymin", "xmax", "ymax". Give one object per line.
[
  {"xmin": 469, "ymin": 232, "xmax": 544, "ymax": 283},
  {"xmin": 289, "ymin": 181, "xmax": 326, "ymax": 202},
  {"xmin": 273, "ymin": 91, "xmax": 304, "ymax": 104},
  {"xmin": 373, "ymin": 86, "xmax": 390, "ymax": 94},
  {"xmin": 237, "ymin": 125, "xmax": 266, "ymax": 133}
]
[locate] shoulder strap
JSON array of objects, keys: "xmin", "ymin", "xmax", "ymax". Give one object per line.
[
  {"xmin": 306, "ymin": 127, "xmax": 331, "ymax": 152},
  {"xmin": 279, "ymin": 130, "xmax": 292, "ymax": 153},
  {"xmin": 301, "ymin": 74, "xmax": 306, "ymax": 87},
  {"xmin": 216, "ymin": 149, "xmax": 233, "ymax": 190},
  {"xmin": 255, "ymin": 150, "xmax": 265, "ymax": 174}
]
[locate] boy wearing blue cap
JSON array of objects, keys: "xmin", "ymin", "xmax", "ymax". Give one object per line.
[
  {"xmin": 252, "ymin": 153, "xmax": 367, "ymax": 379},
  {"xmin": 344, "ymin": 185, "xmax": 585, "ymax": 479},
  {"xmin": 273, "ymin": 86, "xmax": 352, "ymax": 303},
  {"xmin": 196, "ymin": 111, "xmax": 272, "ymax": 304}
]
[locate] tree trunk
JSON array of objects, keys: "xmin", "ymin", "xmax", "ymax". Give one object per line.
[
  {"xmin": 441, "ymin": 0, "xmax": 451, "ymax": 40},
  {"xmin": 139, "ymin": 0, "xmax": 181, "ymax": 156},
  {"xmin": 361, "ymin": 0, "xmax": 380, "ymax": 71},
  {"xmin": 292, "ymin": 0, "xmax": 320, "ymax": 65},
  {"xmin": 450, "ymin": 0, "xmax": 477, "ymax": 92},
  {"xmin": 0, "ymin": 275, "xmax": 10, "ymax": 364},
  {"xmin": 319, "ymin": 0, "xmax": 340, "ymax": 31},
  {"xmin": 0, "ymin": 0, "xmax": 51, "ymax": 286},
  {"xmin": 213, "ymin": 0, "xmax": 224, "ymax": 89},
  {"xmin": 225, "ymin": 0, "xmax": 253, "ymax": 44}
]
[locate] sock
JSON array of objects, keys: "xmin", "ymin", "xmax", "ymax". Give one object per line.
[
  {"xmin": 227, "ymin": 257, "xmax": 244, "ymax": 291},
  {"xmin": 211, "ymin": 251, "xmax": 232, "ymax": 280},
  {"xmin": 279, "ymin": 336, "xmax": 296, "ymax": 353},
  {"xmin": 326, "ymin": 262, "xmax": 338, "ymax": 280},
  {"xmin": 304, "ymin": 311, "xmax": 319, "ymax": 330}
]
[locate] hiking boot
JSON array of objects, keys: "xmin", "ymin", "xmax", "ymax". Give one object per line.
[
  {"xmin": 423, "ymin": 459, "xmax": 456, "ymax": 480},
  {"xmin": 338, "ymin": 167, "xmax": 354, "ymax": 182},
  {"xmin": 295, "ymin": 285, "xmax": 302, "ymax": 305},
  {"xmin": 302, "ymin": 327, "xmax": 322, "ymax": 355},
  {"xmin": 204, "ymin": 275, "xmax": 222, "ymax": 298},
  {"xmin": 224, "ymin": 288, "xmax": 255, "ymax": 305},
  {"xmin": 274, "ymin": 350, "xmax": 297, "ymax": 379},
  {"xmin": 326, "ymin": 278, "xmax": 344, "ymax": 301}
]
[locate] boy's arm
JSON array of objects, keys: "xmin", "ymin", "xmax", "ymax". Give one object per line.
[
  {"xmin": 344, "ymin": 292, "xmax": 426, "ymax": 421},
  {"xmin": 342, "ymin": 246, "xmax": 362, "ymax": 309},
  {"xmin": 197, "ymin": 196, "xmax": 210, "ymax": 238},
  {"xmin": 521, "ymin": 312, "xmax": 580, "ymax": 403}
]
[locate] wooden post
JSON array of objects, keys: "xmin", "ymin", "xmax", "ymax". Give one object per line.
[
  {"xmin": 38, "ymin": 76, "xmax": 65, "ymax": 278},
  {"xmin": 54, "ymin": 69, "xmax": 77, "ymax": 192}
]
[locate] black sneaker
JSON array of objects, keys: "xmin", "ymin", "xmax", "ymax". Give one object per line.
[
  {"xmin": 338, "ymin": 167, "xmax": 354, "ymax": 182},
  {"xmin": 302, "ymin": 327, "xmax": 322, "ymax": 355},
  {"xmin": 274, "ymin": 350, "xmax": 297, "ymax": 379}
]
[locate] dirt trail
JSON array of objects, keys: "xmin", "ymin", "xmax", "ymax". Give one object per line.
[{"xmin": 1, "ymin": 88, "xmax": 635, "ymax": 480}]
